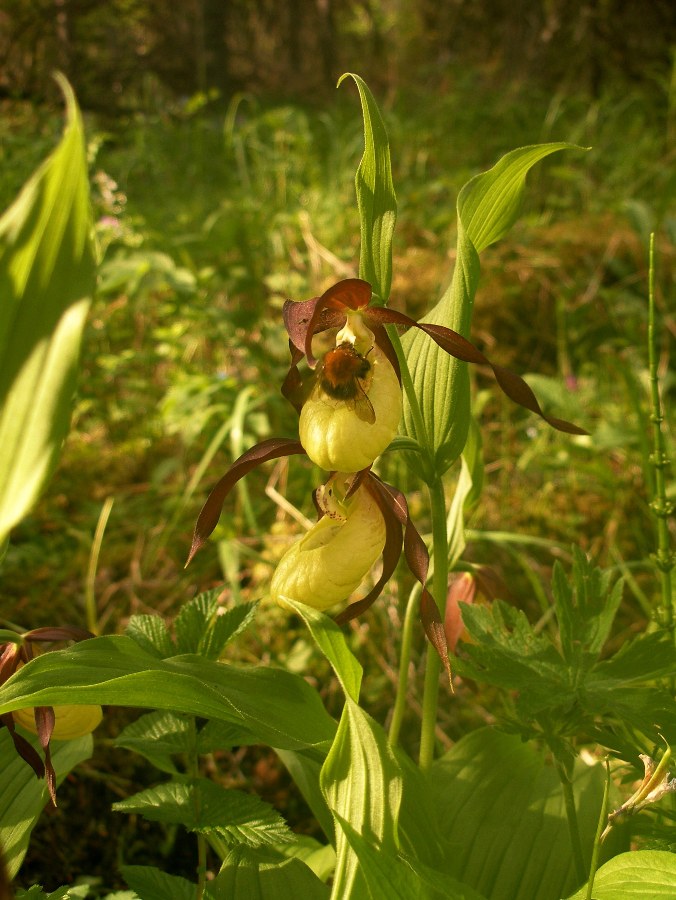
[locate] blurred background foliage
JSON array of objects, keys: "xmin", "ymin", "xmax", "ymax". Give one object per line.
[{"xmin": 0, "ymin": 1, "xmax": 674, "ymax": 892}]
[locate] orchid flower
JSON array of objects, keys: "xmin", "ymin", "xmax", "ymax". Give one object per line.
[
  {"xmin": 0, "ymin": 626, "xmax": 98, "ymax": 805},
  {"xmin": 282, "ymin": 277, "xmax": 585, "ymax": 472}
]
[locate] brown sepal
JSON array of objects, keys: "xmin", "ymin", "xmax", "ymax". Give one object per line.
[
  {"xmin": 187, "ymin": 437, "xmax": 306, "ymax": 565},
  {"xmin": 333, "ymin": 473, "xmax": 403, "ymax": 624},
  {"xmin": 365, "ymin": 307, "xmax": 587, "ymax": 435}
]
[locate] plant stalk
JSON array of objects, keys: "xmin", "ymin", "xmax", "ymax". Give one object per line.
[
  {"xmin": 555, "ymin": 757, "xmax": 586, "ymax": 886},
  {"xmin": 647, "ymin": 233, "xmax": 675, "ymax": 643},
  {"xmin": 389, "ymin": 581, "xmax": 422, "ymax": 747},
  {"xmin": 585, "ymin": 760, "xmax": 611, "ymax": 900},
  {"xmin": 418, "ymin": 475, "xmax": 449, "ymax": 770},
  {"xmin": 187, "ymin": 718, "xmax": 208, "ymax": 900}
]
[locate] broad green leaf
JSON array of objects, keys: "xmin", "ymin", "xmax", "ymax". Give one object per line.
[
  {"xmin": 336, "ymin": 814, "xmax": 487, "ymax": 900},
  {"xmin": 281, "ymin": 600, "xmax": 362, "ymax": 703},
  {"xmin": 402, "ymin": 143, "xmax": 584, "ymax": 474},
  {"xmin": 429, "ymin": 728, "xmax": 622, "ymax": 900},
  {"xmin": 113, "ymin": 777, "xmax": 292, "ymax": 847},
  {"xmin": 321, "ymin": 698, "xmax": 402, "ymax": 898},
  {"xmin": 567, "ymin": 850, "xmax": 676, "ymax": 899},
  {"xmin": 0, "ymin": 75, "xmax": 95, "ymax": 543},
  {"xmin": 0, "ymin": 728, "xmax": 92, "ymax": 878},
  {"xmin": 119, "ymin": 866, "xmax": 196, "ymax": 900},
  {"xmin": 273, "ymin": 834, "xmax": 336, "ymax": 883},
  {"xmin": 338, "ymin": 73, "xmax": 396, "ymax": 301},
  {"xmin": 0, "ymin": 636, "xmax": 336, "ymax": 755},
  {"xmin": 212, "ymin": 845, "xmax": 330, "ymax": 899}
]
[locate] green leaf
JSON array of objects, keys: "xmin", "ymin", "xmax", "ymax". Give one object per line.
[
  {"xmin": 172, "ymin": 591, "xmax": 256, "ymax": 659},
  {"xmin": 338, "ymin": 73, "xmax": 396, "ymax": 301},
  {"xmin": 113, "ymin": 777, "xmax": 293, "ymax": 847},
  {"xmin": 276, "ymin": 749, "xmax": 335, "ymax": 843},
  {"xmin": 402, "ymin": 143, "xmax": 584, "ymax": 473},
  {"xmin": 456, "ymin": 599, "xmax": 569, "ymax": 717},
  {"xmin": 125, "ymin": 614, "xmax": 175, "ymax": 659},
  {"xmin": 0, "ymin": 75, "xmax": 95, "ymax": 543},
  {"xmin": 16, "ymin": 887, "xmax": 90, "ymax": 899},
  {"xmin": 273, "ymin": 835, "xmax": 336, "ymax": 883},
  {"xmin": 553, "ymin": 547, "xmax": 623, "ymax": 666},
  {"xmin": 320, "ymin": 698, "xmax": 402, "ymax": 898},
  {"xmin": 119, "ymin": 866, "xmax": 196, "ymax": 900},
  {"xmin": 566, "ymin": 850, "xmax": 676, "ymax": 899},
  {"xmin": 0, "ymin": 636, "xmax": 336, "ymax": 755},
  {"xmin": 281, "ymin": 600, "xmax": 362, "ymax": 703},
  {"xmin": 197, "ymin": 719, "xmax": 258, "ymax": 753},
  {"xmin": 428, "ymin": 728, "xmax": 621, "ymax": 900},
  {"xmin": 0, "ymin": 728, "xmax": 92, "ymax": 878},
  {"xmin": 335, "ymin": 814, "xmax": 487, "ymax": 900},
  {"xmin": 211, "ymin": 845, "xmax": 330, "ymax": 899},
  {"xmin": 113, "ymin": 710, "xmax": 193, "ymax": 774}
]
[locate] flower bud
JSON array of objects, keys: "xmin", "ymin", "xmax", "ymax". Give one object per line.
[
  {"xmin": 14, "ymin": 703, "xmax": 103, "ymax": 740},
  {"xmin": 271, "ymin": 474, "xmax": 386, "ymax": 611},
  {"xmin": 299, "ymin": 314, "xmax": 401, "ymax": 472}
]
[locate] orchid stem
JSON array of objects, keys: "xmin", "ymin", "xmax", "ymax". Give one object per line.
[
  {"xmin": 419, "ymin": 475, "xmax": 449, "ymax": 770},
  {"xmin": 389, "ymin": 581, "xmax": 422, "ymax": 748}
]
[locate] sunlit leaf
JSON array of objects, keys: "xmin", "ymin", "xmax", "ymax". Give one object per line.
[
  {"xmin": 281, "ymin": 601, "xmax": 362, "ymax": 703},
  {"xmin": 212, "ymin": 845, "xmax": 330, "ymax": 899},
  {"xmin": 0, "ymin": 728, "xmax": 91, "ymax": 878},
  {"xmin": 321, "ymin": 698, "xmax": 402, "ymax": 898},
  {"xmin": 401, "ymin": 143, "xmax": 585, "ymax": 473},
  {"xmin": 338, "ymin": 73, "xmax": 397, "ymax": 301},
  {"xmin": 0, "ymin": 76, "xmax": 95, "ymax": 543},
  {"xmin": 429, "ymin": 728, "xmax": 621, "ymax": 900},
  {"xmin": 0, "ymin": 636, "xmax": 336, "ymax": 756},
  {"xmin": 566, "ymin": 850, "xmax": 676, "ymax": 899}
]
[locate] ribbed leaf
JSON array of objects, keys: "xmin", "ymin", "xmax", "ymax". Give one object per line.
[
  {"xmin": 338, "ymin": 73, "xmax": 396, "ymax": 301},
  {"xmin": 402, "ymin": 143, "xmax": 584, "ymax": 473},
  {"xmin": 429, "ymin": 728, "xmax": 620, "ymax": 900},
  {"xmin": 0, "ymin": 76, "xmax": 95, "ymax": 542},
  {"xmin": 567, "ymin": 851, "xmax": 676, "ymax": 899},
  {"xmin": 0, "ymin": 636, "xmax": 336, "ymax": 756},
  {"xmin": 212, "ymin": 845, "xmax": 330, "ymax": 899},
  {"xmin": 0, "ymin": 728, "xmax": 92, "ymax": 878},
  {"xmin": 336, "ymin": 814, "xmax": 486, "ymax": 900},
  {"xmin": 321, "ymin": 698, "xmax": 402, "ymax": 898}
]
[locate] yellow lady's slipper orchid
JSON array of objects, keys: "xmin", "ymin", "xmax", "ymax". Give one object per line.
[
  {"xmin": 271, "ymin": 473, "xmax": 386, "ymax": 611},
  {"xmin": 299, "ymin": 313, "xmax": 402, "ymax": 472},
  {"xmin": 14, "ymin": 703, "xmax": 102, "ymax": 740}
]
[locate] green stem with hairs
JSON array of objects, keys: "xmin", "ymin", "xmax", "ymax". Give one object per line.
[{"xmin": 418, "ymin": 475, "xmax": 449, "ymax": 770}]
